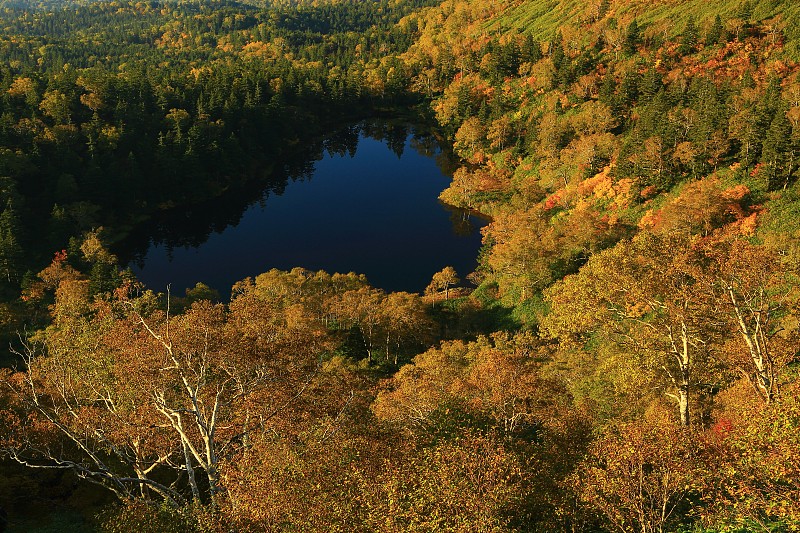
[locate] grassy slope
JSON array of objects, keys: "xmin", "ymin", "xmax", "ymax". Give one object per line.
[{"xmin": 489, "ymin": 0, "xmax": 800, "ymax": 57}]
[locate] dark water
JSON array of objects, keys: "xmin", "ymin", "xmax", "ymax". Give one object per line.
[{"xmin": 123, "ymin": 121, "xmax": 486, "ymax": 296}]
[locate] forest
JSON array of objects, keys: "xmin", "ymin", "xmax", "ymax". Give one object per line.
[{"xmin": 0, "ymin": 0, "xmax": 800, "ymax": 531}]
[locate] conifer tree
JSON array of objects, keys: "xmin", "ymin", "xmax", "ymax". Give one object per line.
[
  {"xmin": 679, "ymin": 17, "xmax": 699, "ymax": 54},
  {"xmin": 761, "ymin": 108, "xmax": 793, "ymax": 190},
  {"xmin": 0, "ymin": 199, "xmax": 22, "ymax": 283},
  {"xmin": 706, "ymin": 14, "xmax": 724, "ymax": 45},
  {"xmin": 623, "ymin": 19, "xmax": 641, "ymax": 55},
  {"xmin": 521, "ymin": 33, "xmax": 542, "ymax": 64}
]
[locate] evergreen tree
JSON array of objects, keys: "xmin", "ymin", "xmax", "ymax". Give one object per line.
[
  {"xmin": 599, "ymin": 73, "xmax": 617, "ymax": 106},
  {"xmin": 550, "ymin": 32, "xmax": 566, "ymax": 72},
  {"xmin": 0, "ymin": 199, "xmax": 22, "ymax": 283},
  {"xmin": 679, "ymin": 17, "xmax": 699, "ymax": 54},
  {"xmin": 706, "ymin": 14, "xmax": 724, "ymax": 45},
  {"xmin": 737, "ymin": 0, "xmax": 753, "ymax": 22},
  {"xmin": 761, "ymin": 107, "xmax": 793, "ymax": 190},
  {"xmin": 618, "ymin": 68, "xmax": 640, "ymax": 113},
  {"xmin": 521, "ymin": 33, "xmax": 542, "ymax": 63},
  {"xmin": 639, "ymin": 69, "xmax": 664, "ymax": 100},
  {"xmin": 623, "ymin": 19, "xmax": 641, "ymax": 55}
]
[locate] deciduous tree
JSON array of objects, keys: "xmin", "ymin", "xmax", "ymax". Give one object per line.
[{"xmin": 543, "ymin": 233, "xmax": 722, "ymax": 426}]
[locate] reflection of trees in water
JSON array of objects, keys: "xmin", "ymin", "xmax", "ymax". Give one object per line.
[
  {"xmin": 408, "ymin": 130, "xmax": 459, "ymax": 177},
  {"xmin": 282, "ymin": 159, "xmax": 315, "ymax": 184},
  {"xmin": 441, "ymin": 202, "xmax": 484, "ymax": 237},
  {"xmin": 322, "ymin": 124, "xmax": 360, "ymax": 159},
  {"xmin": 122, "ymin": 186, "xmax": 266, "ymax": 268},
  {"xmin": 363, "ymin": 120, "xmax": 408, "ymax": 158},
  {"xmin": 409, "ymin": 134, "xmax": 438, "ymax": 157},
  {"xmin": 117, "ymin": 161, "xmax": 293, "ymax": 267},
  {"xmin": 116, "ymin": 117, "xmax": 461, "ymax": 267}
]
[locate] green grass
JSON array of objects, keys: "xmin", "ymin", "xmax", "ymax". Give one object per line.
[
  {"xmin": 486, "ymin": 0, "xmax": 800, "ymax": 58},
  {"xmin": 487, "ymin": 0, "xmax": 585, "ymax": 38}
]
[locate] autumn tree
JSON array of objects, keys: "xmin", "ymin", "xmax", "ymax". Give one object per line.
[
  {"xmin": 640, "ymin": 177, "xmax": 751, "ymax": 237},
  {"xmin": 543, "ymin": 232, "xmax": 723, "ymax": 426},
  {"xmin": 39, "ymin": 90, "xmax": 72, "ymax": 125},
  {"xmin": 7, "ymin": 77, "xmax": 39, "ymax": 109},
  {"xmin": 327, "ymin": 286, "xmax": 385, "ymax": 361},
  {"xmin": 700, "ymin": 237, "xmax": 800, "ymax": 403},
  {"xmin": 484, "ymin": 209, "xmax": 558, "ymax": 300},
  {"xmin": 703, "ymin": 381, "xmax": 800, "ymax": 528},
  {"xmin": 219, "ymin": 356, "xmax": 385, "ymax": 532},
  {"xmin": 373, "ymin": 332, "xmax": 564, "ymax": 438},
  {"xmin": 363, "ymin": 433, "xmax": 531, "ymax": 533},
  {"xmin": 454, "ymin": 116, "xmax": 486, "ymax": 160},
  {"xmin": 426, "ymin": 266, "xmax": 460, "ymax": 305},
  {"xmin": 2, "ymin": 262, "xmax": 336, "ymax": 510},
  {"xmin": 2, "ymin": 285, "xmax": 181, "ymax": 504},
  {"xmin": 372, "ymin": 332, "xmax": 590, "ymax": 530},
  {"xmin": 574, "ymin": 408, "xmax": 710, "ymax": 533},
  {"xmin": 378, "ymin": 291, "xmax": 432, "ymax": 365}
]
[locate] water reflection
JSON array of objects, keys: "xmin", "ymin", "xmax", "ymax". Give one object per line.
[{"xmin": 116, "ymin": 119, "xmax": 487, "ymax": 295}]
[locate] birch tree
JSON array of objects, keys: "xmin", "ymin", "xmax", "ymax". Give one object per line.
[
  {"xmin": 543, "ymin": 232, "xmax": 723, "ymax": 426},
  {"xmin": 702, "ymin": 237, "xmax": 800, "ymax": 403},
  {"xmin": 2, "ymin": 271, "xmax": 328, "ymax": 509}
]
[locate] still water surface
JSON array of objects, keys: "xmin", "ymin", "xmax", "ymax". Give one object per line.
[{"xmin": 127, "ymin": 122, "xmax": 486, "ymax": 296}]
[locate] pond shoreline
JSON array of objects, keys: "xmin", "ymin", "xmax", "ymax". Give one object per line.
[{"xmin": 118, "ymin": 113, "xmax": 487, "ymax": 298}]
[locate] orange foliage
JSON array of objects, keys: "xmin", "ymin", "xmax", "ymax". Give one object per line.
[
  {"xmin": 574, "ymin": 409, "xmax": 711, "ymax": 533},
  {"xmin": 704, "ymin": 381, "xmax": 800, "ymax": 525},
  {"xmin": 640, "ymin": 177, "xmax": 752, "ymax": 235}
]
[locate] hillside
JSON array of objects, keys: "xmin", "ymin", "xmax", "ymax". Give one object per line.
[
  {"xmin": 0, "ymin": 0, "xmax": 799, "ymax": 531},
  {"xmin": 497, "ymin": 0, "xmax": 800, "ymax": 48}
]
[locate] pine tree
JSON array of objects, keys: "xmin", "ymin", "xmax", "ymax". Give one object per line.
[
  {"xmin": 550, "ymin": 32, "xmax": 566, "ymax": 72},
  {"xmin": 618, "ymin": 68, "xmax": 640, "ymax": 114},
  {"xmin": 737, "ymin": 0, "xmax": 753, "ymax": 22},
  {"xmin": 623, "ymin": 19, "xmax": 641, "ymax": 55},
  {"xmin": 0, "ymin": 199, "xmax": 22, "ymax": 283},
  {"xmin": 761, "ymin": 108, "xmax": 792, "ymax": 190},
  {"xmin": 706, "ymin": 14, "xmax": 724, "ymax": 45},
  {"xmin": 639, "ymin": 69, "xmax": 664, "ymax": 101},
  {"xmin": 679, "ymin": 17, "xmax": 699, "ymax": 55},
  {"xmin": 521, "ymin": 33, "xmax": 542, "ymax": 64}
]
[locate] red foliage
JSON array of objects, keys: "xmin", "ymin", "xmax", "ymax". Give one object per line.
[
  {"xmin": 543, "ymin": 193, "xmax": 561, "ymax": 211},
  {"xmin": 710, "ymin": 417, "xmax": 734, "ymax": 441},
  {"xmin": 639, "ymin": 185, "xmax": 659, "ymax": 199}
]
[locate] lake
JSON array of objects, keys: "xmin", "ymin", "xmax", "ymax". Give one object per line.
[{"xmin": 123, "ymin": 121, "xmax": 487, "ymax": 296}]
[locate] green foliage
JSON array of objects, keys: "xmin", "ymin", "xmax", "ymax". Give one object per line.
[
  {"xmin": 758, "ymin": 183, "xmax": 800, "ymax": 260},
  {"xmin": 4, "ymin": 0, "xmax": 800, "ymax": 530},
  {"xmin": 623, "ymin": 19, "xmax": 641, "ymax": 55},
  {"xmin": 466, "ymin": 282, "xmax": 522, "ymax": 331},
  {"xmin": 0, "ymin": 199, "xmax": 22, "ymax": 284},
  {"xmin": 0, "ymin": 0, "xmax": 440, "ymax": 290},
  {"xmin": 682, "ymin": 520, "xmax": 800, "ymax": 532},
  {"xmin": 510, "ymin": 292, "xmax": 545, "ymax": 327},
  {"xmin": 488, "ymin": 0, "xmax": 800, "ymax": 54},
  {"xmin": 184, "ymin": 282, "xmax": 221, "ymax": 305},
  {"xmin": 680, "ymin": 16, "xmax": 700, "ymax": 54},
  {"xmin": 706, "ymin": 14, "xmax": 725, "ymax": 45}
]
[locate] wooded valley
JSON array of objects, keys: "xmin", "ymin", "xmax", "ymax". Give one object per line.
[{"xmin": 0, "ymin": 0, "xmax": 799, "ymax": 531}]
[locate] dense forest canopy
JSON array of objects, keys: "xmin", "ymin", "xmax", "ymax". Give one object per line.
[{"xmin": 0, "ymin": 0, "xmax": 799, "ymax": 531}]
